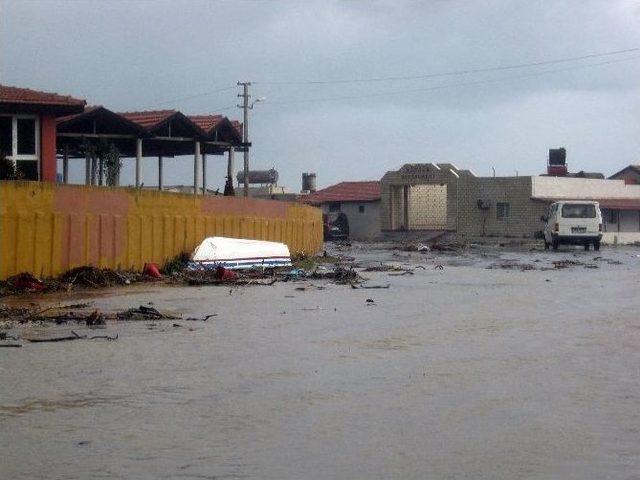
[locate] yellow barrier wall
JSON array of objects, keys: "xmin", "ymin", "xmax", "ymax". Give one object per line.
[{"xmin": 0, "ymin": 181, "xmax": 323, "ymax": 280}]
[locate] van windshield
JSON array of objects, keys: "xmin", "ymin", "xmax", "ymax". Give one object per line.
[{"xmin": 561, "ymin": 204, "xmax": 596, "ymax": 218}]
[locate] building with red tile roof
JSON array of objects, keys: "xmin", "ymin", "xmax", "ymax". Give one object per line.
[
  {"xmin": 303, "ymin": 181, "xmax": 381, "ymax": 240},
  {"xmin": 0, "ymin": 84, "xmax": 85, "ymax": 113},
  {"xmin": 303, "ymin": 181, "xmax": 381, "ymax": 205},
  {"xmin": 1, "ymin": 84, "xmax": 85, "ymax": 181},
  {"xmin": 1, "ymin": 83, "xmax": 243, "ymax": 190}
]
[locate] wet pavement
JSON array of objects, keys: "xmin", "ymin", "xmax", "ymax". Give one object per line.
[{"xmin": 1, "ymin": 244, "xmax": 640, "ymax": 479}]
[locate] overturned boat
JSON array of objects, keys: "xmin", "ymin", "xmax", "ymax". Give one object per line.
[{"xmin": 191, "ymin": 237, "xmax": 292, "ymax": 269}]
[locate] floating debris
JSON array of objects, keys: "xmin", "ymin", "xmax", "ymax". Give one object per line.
[{"xmin": 116, "ymin": 306, "xmax": 178, "ymax": 321}]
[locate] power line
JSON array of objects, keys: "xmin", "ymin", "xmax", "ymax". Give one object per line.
[
  {"xmin": 257, "ymin": 47, "xmax": 639, "ymax": 86},
  {"xmin": 263, "ymin": 54, "xmax": 640, "ymax": 106},
  {"xmin": 144, "ymin": 85, "xmax": 237, "ymax": 109}
]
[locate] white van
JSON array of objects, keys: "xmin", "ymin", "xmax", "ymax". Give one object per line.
[{"xmin": 541, "ymin": 201, "xmax": 603, "ymax": 251}]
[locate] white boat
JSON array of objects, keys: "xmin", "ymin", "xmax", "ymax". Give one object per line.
[{"xmin": 191, "ymin": 236, "xmax": 292, "ymax": 269}]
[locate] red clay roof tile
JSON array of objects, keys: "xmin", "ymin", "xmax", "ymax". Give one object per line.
[
  {"xmin": 118, "ymin": 110, "xmax": 177, "ymax": 129},
  {"xmin": 0, "ymin": 84, "xmax": 86, "ymax": 107},
  {"xmin": 303, "ymin": 181, "xmax": 381, "ymax": 204},
  {"xmin": 188, "ymin": 114, "xmax": 225, "ymax": 133}
]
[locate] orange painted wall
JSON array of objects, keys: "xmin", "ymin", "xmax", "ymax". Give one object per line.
[{"xmin": 0, "ymin": 182, "xmax": 323, "ymax": 279}]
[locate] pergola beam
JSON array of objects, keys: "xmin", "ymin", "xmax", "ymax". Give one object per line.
[
  {"xmin": 57, "ymin": 107, "xmax": 246, "ymax": 194},
  {"xmin": 58, "ymin": 132, "xmax": 137, "ymax": 139}
]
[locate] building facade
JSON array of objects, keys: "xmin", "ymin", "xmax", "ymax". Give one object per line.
[
  {"xmin": 380, "ymin": 163, "xmax": 476, "ymax": 232},
  {"xmin": 610, "ymin": 165, "xmax": 640, "ymax": 185},
  {"xmin": 0, "ymin": 85, "xmax": 85, "ymax": 181},
  {"xmin": 380, "ymin": 163, "xmax": 640, "ymax": 244},
  {"xmin": 303, "ymin": 181, "xmax": 381, "ymax": 240}
]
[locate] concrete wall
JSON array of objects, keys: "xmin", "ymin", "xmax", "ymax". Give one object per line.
[
  {"xmin": 388, "ymin": 186, "xmax": 401, "ymax": 230},
  {"xmin": 532, "ymin": 176, "xmax": 640, "ymax": 200},
  {"xmin": 408, "ymin": 184, "xmax": 447, "ymax": 229},
  {"xmin": 457, "ymin": 176, "xmax": 548, "ymax": 238},
  {"xmin": 380, "ymin": 163, "xmax": 472, "ymax": 231},
  {"xmin": 0, "ymin": 181, "xmax": 323, "ymax": 280},
  {"xmin": 602, "ymin": 232, "xmax": 640, "ymax": 244},
  {"xmin": 321, "ymin": 200, "xmax": 380, "ymax": 240}
]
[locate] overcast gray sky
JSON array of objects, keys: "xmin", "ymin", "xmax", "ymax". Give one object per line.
[{"xmin": 2, "ymin": 0, "xmax": 639, "ymax": 190}]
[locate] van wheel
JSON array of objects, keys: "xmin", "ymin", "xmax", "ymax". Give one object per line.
[
  {"xmin": 584, "ymin": 243, "xmax": 590, "ymax": 251},
  {"xmin": 594, "ymin": 241, "xmax": 600, "ymax": 251},
  {"xmin": 552, "ymin": 238, "xmax": 559, "ymax": 250}
]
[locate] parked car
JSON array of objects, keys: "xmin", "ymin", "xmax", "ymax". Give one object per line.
[
  {"xmin": 541, "ymin": 201, "xmax": 603, "ymax": 250},
  {"xmin": 323, "ymin": 212, "xmax": 349, "ymax": 241}
]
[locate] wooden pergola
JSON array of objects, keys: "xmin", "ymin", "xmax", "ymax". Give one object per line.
[{"xmin": 56, "ymin": 107, "xmax": 246, "ymax": 194}]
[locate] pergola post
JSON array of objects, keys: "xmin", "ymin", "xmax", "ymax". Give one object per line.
[
  {"xmin": 62, "ymin": 144, "xmax": 69, "ymax": 184},
  {"xmin": 85, "ymin": 150, "xmax": 91, "ymax": 185},
  {"xmin": 90, "ymin": 152, "xmax": 98, "ymax": 185},
  {"xmin": 158, "ymin": 156, "xmax": 163, "ymax": 191},
  {"xmin": 135, "ymin": 138, "xmax": 143, "ymax": 188},
  {"xmin": 202, "ymin": 153, "xmax": 207, "ymax": 195},
  {"xmin": 98, "ymin": 157, "xmax": 104, "ymax": 186},
  {"xmin": 227, "ymin": 147, "xmax": 234, "ymax": 180},
  {"xmin": 193, "ymin": 141, "xmax": 202, "ymax": 195}
]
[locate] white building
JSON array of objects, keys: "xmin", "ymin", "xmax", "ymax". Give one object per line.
[{"xmin": 303, "ymin": 181, "xmax": 381, "ymax": 240}]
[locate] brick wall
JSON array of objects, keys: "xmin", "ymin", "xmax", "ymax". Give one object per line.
[
  {"xmin": 408, "ymin": 184, "xmax": 447, "ymax": 229},
  {"xmin": 457, "ymin": 176, "xmax": 548, "ymax": 238},
  {"xmin": 380, "ymin": 163, "xmax": 470, "ymax": 231}
]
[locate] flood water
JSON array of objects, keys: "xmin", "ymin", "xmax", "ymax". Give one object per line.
[{"xmin": 1, "ymin": 245, "xmax": 640, "ymax": 479}]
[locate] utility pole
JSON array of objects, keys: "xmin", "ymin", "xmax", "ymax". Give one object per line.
[{"xmin": 237, "ymin": 81, "xmax": 251, "ymax": 197}]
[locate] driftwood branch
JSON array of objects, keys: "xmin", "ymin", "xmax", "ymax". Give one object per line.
[{"xmin": 25, "ymin": 330, "xmax": 86, "ymax": 343}]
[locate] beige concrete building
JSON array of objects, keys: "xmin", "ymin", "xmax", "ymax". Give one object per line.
[
  {"xmin": 380, "ymin": 163, "xmax": 640, "ymax": 244},
  {"xmin": 380, "ymin": 163, "xmax": 476, "ymax": 231}
]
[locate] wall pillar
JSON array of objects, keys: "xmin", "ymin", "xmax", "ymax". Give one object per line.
[{"xmin": 39, "ymin": 115, "xmax": 57, "ymax": 182}]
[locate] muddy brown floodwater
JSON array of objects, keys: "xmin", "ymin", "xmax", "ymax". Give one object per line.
[{"xmin": 1, "ymin": 244, "xmax": 640, "ymax": 479}]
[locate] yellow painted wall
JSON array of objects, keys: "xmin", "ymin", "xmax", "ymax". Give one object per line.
[{"xmin": 0, "ymin": 181, "xmax": 323, "ymax": 280}]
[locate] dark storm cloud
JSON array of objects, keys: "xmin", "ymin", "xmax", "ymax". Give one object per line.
[{"xmin": 2, "ymin": 0, "xmax": 639, "ymax": 188}]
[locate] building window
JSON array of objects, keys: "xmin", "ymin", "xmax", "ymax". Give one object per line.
[
  {"xmin": 0, "ymin": 117, "xmax": 12, "ymax": 157},
  {"xmin": 359, "ymin": 205, "xmax": 365, "ymax": 213},
  {"xmin": 604, "ymin": 209, "xmax": 618, "ymax": 225},
  {"xmin": 496, "ymin": 202, "xmax": 510, "ymax": 220},
  {"xmin": 328, "ymin": 202, "xmax": 341, "ymax": 212},
  {"xmin": 0, "ymin": 115, "xmax": 39, "ymax": 180}
]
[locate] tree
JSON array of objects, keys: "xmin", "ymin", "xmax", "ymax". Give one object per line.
[
  {"xmin": 102, "ymin": 141, "xmax": 121, "ymax": 187},
  {"xmin": 80, "ymin": 139, "xmax": 121, "ymax": 186}
]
